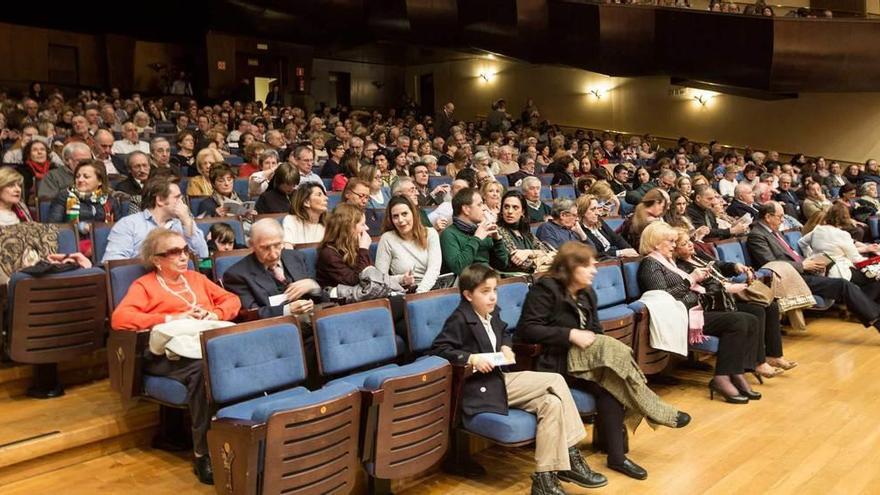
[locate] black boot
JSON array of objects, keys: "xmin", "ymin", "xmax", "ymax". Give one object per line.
[
  {"xmin": 557, "ymin": 447, "xmax": 608, "ymax": 489},
  {"xmin": 530, "ymin": 472, "xmax": 567, "ymax": 495},
  {"xmin": 193, "ymin": 455, "xmax": 214, "ymax": 485}
]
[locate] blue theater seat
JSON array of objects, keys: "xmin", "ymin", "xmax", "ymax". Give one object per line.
[{"xmin": 202, "ymin": 318, "xmax": 361, "ymax": 495}]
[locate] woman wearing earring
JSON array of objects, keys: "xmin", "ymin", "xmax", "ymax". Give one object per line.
[{"xmin": 111, "ymin": 228, "xmax": 241, "ymax": 485}]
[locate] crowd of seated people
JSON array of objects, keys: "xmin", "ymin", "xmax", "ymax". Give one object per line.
[{"xmin": 4, "ymin": 84, "xmax": 880, "ymax": 493}]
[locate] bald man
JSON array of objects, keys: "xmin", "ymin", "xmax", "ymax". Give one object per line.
[{"xmin": 222, "ymin": 219, "xmax": 323, "ymax": 319}]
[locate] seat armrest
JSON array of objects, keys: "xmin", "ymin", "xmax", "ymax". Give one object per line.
[
  {"xmin": 511, "ymin": 343, "xmax": 543, "ymax": 372},
  {"xmin": 107, "ymin": 328, "xmax": 150, "ymax": 403},
  {"xmin": 207, "ymin": 419, "xmax": 266, "ymax": 495},
  {"xmin": 449, "ymin": 363, "xmax": 475, "ymax": 427}
]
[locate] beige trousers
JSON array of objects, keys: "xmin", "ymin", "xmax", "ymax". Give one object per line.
[{"xmin": 505, "ymin": 371, "xmax": 587, "ymax": 473}]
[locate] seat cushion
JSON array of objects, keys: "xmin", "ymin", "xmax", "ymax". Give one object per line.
[
  {"xmin": 144, "ymin": 374, "xmax": 189, "ymax": 405},
  {"xmin": 570, "ymin": 388, "xmax": 596, "ymax": 415},
  {"xmin": 361, "ymin": 355, "xmax": 448, "ymax": 390},
  {"xmin": 597, "ymin": 304, "xmax": 634, "ymax": 321},
  {"xmin": 326, "ymin": 363, "xmax": 400, "ymax": 388},
  {"xmin": 690, "ymin": 335, "xmax": 719, "ymax": 354},
  {"xmin": 249, "ymin": 382, "xmax": 359, "ymax": 423},
  {"xmin": 216, "ymin": 386, "xmax": 309, "ymax": 420},
  {"xmin": 463, "ymin": 408, "xmax": 537, "ymax": 444}
]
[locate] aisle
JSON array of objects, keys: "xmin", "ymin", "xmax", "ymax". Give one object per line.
[{"xmin": 4, "ymin": 318, "xmax": 879, "ymax": 495}]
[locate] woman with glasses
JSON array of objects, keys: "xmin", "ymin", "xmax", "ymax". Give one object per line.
[
  {"xmin": 195, "ymin": 164, "xmax": 255, "ymax": 220},
  {"xmin": 577, "ymin": 194, "xmax": 638, "ymax": 259},
  {"xmin": 187, "ymin": 148, "xmax": 223, "ymax": 197},
  {"xmin": 111, "ymin": 228, "xmax": 241, "ymax": 485}
]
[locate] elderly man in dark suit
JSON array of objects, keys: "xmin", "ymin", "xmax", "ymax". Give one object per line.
[
  {"xmin": 435, "ymin": 101, "xmax": 455, "ymax": 139},
  {"xmin": 726, "ymin": 183, "xmax": 760, "ymax": 219},
  {"xmin": 223, "ymin": 218, "xmax": 322, "ymax": 319},
  {"xmin": 747, "ymin": 201, "xmax": 880, "ymax": 332}
]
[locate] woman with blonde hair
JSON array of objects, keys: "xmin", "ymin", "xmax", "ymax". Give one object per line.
[
  {"xmin": 480, "ymin": 179, "xmax": 503, "ymax": 224},
  {"xmin": 445, "ymin": 149, "xmax": 468, "ymax": 180},
  {"xmin": 638, "ymin": 222, "xmax": 761, "ymax": 404},
  {"xmin": 586, "ymin": 180, "xmax": 621, "ymax": 216},
  {"xmin": 0, "ymin": 167, "xmax": 33, "ymax": 226},
  {"xmin": 187, "ymin": 148, "xmax": 223, "ymax": 197}
]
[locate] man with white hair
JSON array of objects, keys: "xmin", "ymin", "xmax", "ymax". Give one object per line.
[
  {"xmin": 112, "ymin": 121, "xmax": 149, "ymax": 155},
  {"xmin": 38, "ymin": 141, "xmax": 92, "ymax": 198},
  {"xmin": 497, "ymin": 145, "xmax": 519, "ymax": 175},
  {"xmin": 727, "ymin": 183, "xmax": 760, "ymax": 219},
  {"xmin": 522, "ymin": 176, "xmax": 552, "ymax": 222},
  {"xmin": 222, "ymin": 218, "xmax": 322, "ymax": 319}
]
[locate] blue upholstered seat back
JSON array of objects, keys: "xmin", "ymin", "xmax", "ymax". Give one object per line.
[
  {"xmin": 495, "ymin": 175, "xmax": 509, "ymax": 188},
  {"xmin": 497, "ymin": 282, "xmax": 529, "ymax": 332},
  {"xmin": 189, "ymin": 196, "xmax": 207, "ymax": 213},
  {"xmin": 109, "ymin": 263, "xmax": 148, "ymax": 309},
  {"xmin": 603, "ymin": 217, "xmax": 624, "ymax": 233},
  {"xmin": 428, "ymin": 176, "xmax": 453, "ymax": 189},
  {"xmin": 93, "ymin": 225, "xmax": 112, "ymax": 265},
  {"xmin": 225, "ymin": 155, "xmax": 244, "ymax": 166},
  {"xmin": 298, "ymin": 246, "xmax": 318, "ymax": 279},
  {"xmin": 622, "ymin": 260, "xmax": 642, "ymax": 301},
  {"xmin": 205, "ymin": 323, "xmax": 306, "ymax": 405},
  {"xmin": 316, "ymin": 305, "xmax": 397, "ymax": 376},
  {"xmin": 405, "ymin": 292, "xmax": 460, "ymax": 353},
  {"xmin": 715, "ymin": 241, "xmax": 746, "ymax": 266},
  {"xmin": 214, "ymin": 254, "xmax": 247, "ymax": 282},
  {"xmin": 593, "ymin": 264, "xmax": 626, "ymax": 309},
  {"xmin": 233, "ymin": 178, "xmax": 250, "ymax": 200},
  {"xmin": 782, "ymin": 230, "xmax": 803, "ymax": 256},
  {"xmin": 552, "ymin": 185, "xmax": 575, "ymax": 200},
  {"xmin": 327, "ymin": 192, "xmax": 342, "ymax": 210},
  {"xmin": 57, "ymin": 227, "xmax": 78, "ymax": 254},
  {"xmin": 739, "ymin": 239, "xmax": 752, "ymax": 266},
  {"xmin": 365, "ymin": 208, "xmax": 386, "ymax": 237},
  {"xmin": 196, "ymin": 219, "xmax": 246, "ymax": 246}
]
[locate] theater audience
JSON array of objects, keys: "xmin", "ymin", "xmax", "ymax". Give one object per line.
[
  {"xmin": 375, "ymin": 196, "xmax": 442, "ymax": 293},
  {"xmin": 111, "ymin": 228, "xmax": 240, "ymax": 485},
  {"xmin": 430, "ymin": 263, "xmax": 608, "ymax": 493},
  {"xmin": 798, "ymin": 202, "xmax": 880, "ymax": 282},
  {"xmin": 440, "ymin": 188, "xmax": 509, "ymax": 276},
  {"xmin": 103, "ymin": 177, "xmax": 208, "ymax": 262},
  {"xmin": 638, "ymin": 222, "xmax": 762, "ymax": 404},
  {"xmin": 223, "ymin": 219, "xmax": 321, "ymax": 319},
  {"xmin": 282, "ymin": 183, "xmax": 327, "ymax": 247},
  {"xmin": 247, "ymin": 150, "xmax": 281, "ymax": 198},
  {"xmin": 359, "ymin": 165, "xmax": 390, "ymax": 209},
  {"xmin": 497, "ymin": 190, "xmax": 556, "ymax": 273},
  {"xmin": 518, "ymin": 242, "xmax": 690, "ymax": 481}
]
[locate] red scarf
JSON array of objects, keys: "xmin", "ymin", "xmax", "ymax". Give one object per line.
[{"xmin": 26, "ymin": 159, "xmax": 51, "ymax": 180}]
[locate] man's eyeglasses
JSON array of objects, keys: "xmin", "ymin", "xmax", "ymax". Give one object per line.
[
  {"xmin": 349, "ymin": 190, "xmax": 369, "ymax": 200},
  {"xmin": 158, "ymin": 246, "xmax": 194, "ymax": 258}
]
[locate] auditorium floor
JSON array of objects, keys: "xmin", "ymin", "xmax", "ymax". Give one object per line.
[{"xmin": 4, "ymin": 317, "xmax": 880, "ymax": 495}]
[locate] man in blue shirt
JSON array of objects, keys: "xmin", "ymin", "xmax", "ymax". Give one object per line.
[{"xmin": 103, "ymin": 177, "xmax": 208, "ymax": 262}]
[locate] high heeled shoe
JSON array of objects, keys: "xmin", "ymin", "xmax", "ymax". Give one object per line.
[
  {"xmin": 755, "ymin": 366, "xmax": 784, "ymax": 380},
  {"xmin": 768, "ymin": 358, "xmax": 798, "ymax": 371},
  {"xmin": 708, "ymin": 381, "xmax": 749, "ymax": 404},
  {"xmin": 735, "ymin": 386, "xmax": 762, "ymax": 400}
]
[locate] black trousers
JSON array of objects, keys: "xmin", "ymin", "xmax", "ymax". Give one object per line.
[
  {"xmin": 849, "ymin": 269, "xmax": 880, "ymax": 303},
  {"xmin": 703, "ymin": 310, "xmax": 760, "ymax": 376},
  {"xmin": 571, "ymin": 379, "xmax": 627, "ymax": 465},
  {"xmin": 736, "ymin": 300, "xmax": 783, "ymax": 359},
  {"xmin": 804, "ymin": 274, "xmax": 880, "ymax": 325},
  {"xmin": 144, "ymin": 355, "xmax": 209, "ymax": 456}
]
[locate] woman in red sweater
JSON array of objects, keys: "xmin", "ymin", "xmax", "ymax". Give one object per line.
[{"xmin": 111, "ymin": 228, "xmax": 240, "ymax": 486}]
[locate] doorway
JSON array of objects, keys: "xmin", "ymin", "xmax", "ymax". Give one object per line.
[
  {"xmin": 254, "ymin": 77, "xmax": 277, "ymax": 105},
  {"xmin": 419, "ymin": 73, "xmax": 435, "ymax": 118},
  {"xmin": 328, "ymin": 71, "xmax": 351, "ymax": 108}
]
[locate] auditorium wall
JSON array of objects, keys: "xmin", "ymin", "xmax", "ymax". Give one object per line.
[
  {"xmin": 404, "ymin": 57, "xmax": 880, "ymax": 162},
  {"xmin": 310, "ymin": 58, "xmax": 404, "ymax": 111},
  {"xmin": 0, "ymin": 22, "xmax": 105, "ymax": 89}
]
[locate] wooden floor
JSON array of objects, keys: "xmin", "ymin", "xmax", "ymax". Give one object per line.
[{"xmin": 4, "ymin": 317, "xmax": 880, "ymax": 494}]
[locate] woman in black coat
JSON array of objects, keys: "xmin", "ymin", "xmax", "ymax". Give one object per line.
[
  {"xmin": 516, "ymin": 242, "xmax": 688, "ymax": 481},
  {"xmin": 577, "ymin": 194, "xmax": 639, "ymax": 260}
]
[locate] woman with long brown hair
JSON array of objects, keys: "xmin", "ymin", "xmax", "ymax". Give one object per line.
[
  {"xmin": 621, "ymin": 188, "xmax": 668, "ymax": 248},
  {"xmin": 316, "ymin": 203, "xmax": 375, "ymax": 288},
  {"xmin": 374, "ymin": 196, "xmax": 439, "ymax": 293}
]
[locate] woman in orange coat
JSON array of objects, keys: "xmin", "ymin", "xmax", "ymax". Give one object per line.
[{"xmin": 111, "ymin": 228, "xmax": 240, "ymax": 486}]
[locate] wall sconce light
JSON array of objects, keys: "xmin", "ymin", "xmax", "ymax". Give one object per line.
[
  {"xmin": 693, "ymin": 94, "xmax": 713, "ymax": 106},
  {"xmin": 589, "ymin": 89, "xmax": 605, "ymax": 100},
  {"xmin": 479, "ymin": 70, "xmax": 496, "ymax": 82}
]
